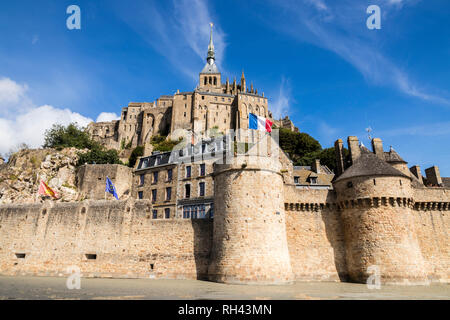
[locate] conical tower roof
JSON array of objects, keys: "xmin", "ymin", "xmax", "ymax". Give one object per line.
[{"xmin": 335, "ymin": 147, "xmax": 410, "ymax": 182}]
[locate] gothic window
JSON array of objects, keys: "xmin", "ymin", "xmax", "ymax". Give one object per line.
[
  {"xmin": 209, "ymin": 77, "xmax": 212, "ymax": 84},
  {"xmin": 214, "ymin": 77, "xmax": 217, "ymax": 85},
  {"xmin": 204, "ymin": 77, "xmax": 207, "ymax": 85}
]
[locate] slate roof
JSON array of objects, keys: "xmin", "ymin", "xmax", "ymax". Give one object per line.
[
  {"xmin": 200, "ymin": 61, "xmax": 220, "ymax": 74},
  {"xmin": 293, "ymin": 167, "xmax": 334, "ymax": 186},
  {"xmin": 384, "ymin": 148, "xmax": 407, "ymax": 163},
  {"xmin": 442, "ymin": 177, "xmax": 450, "ymax": 188},
  {"xmin": 136, "ymin": 152, "xmax": 172, "ymax": 170},
  {"xmin": 335, "ymin": 147, "xmax": 410, "ymax": 182}
]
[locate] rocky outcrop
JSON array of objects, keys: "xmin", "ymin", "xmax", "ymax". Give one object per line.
[{"xmin": 0, "ymin": 148, "xmax": 87, "ymax": 204}]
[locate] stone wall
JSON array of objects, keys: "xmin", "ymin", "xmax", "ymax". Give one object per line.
[
  {"xmin": 412, "ymin": 187, "xmax": 449, "ymax": 282},
  {"xmin": 76, "ymin": 164, "xmax": 133, "ymax": 200},
  {"xmin": 0, "ymin": 200, "xmax": 213, "ymax": 279},
  {"xmin": 284, "ymin": 187, "xmax": 347, "ymax": 281}
]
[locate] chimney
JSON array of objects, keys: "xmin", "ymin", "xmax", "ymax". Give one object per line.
[
  {"xmin": 409, "ymin": 165, "xmax": 422, "ymax": 181},
  {"xmin": 371, "ymin": 138, "xmax": 384, "ymax": 159},
  {"xmin": 334, "ymin": 139, "xmax": 345, "ymax": 176},
  {"xmin": 425, "ymin": 166, "xmax": 442, "ymax": 186},
  {"xmin": 312, "ymin": 159, "xmax": 321, "ymax": 174},
  {"xmin": 347, "ymin": 136, "xmax": 361, "ymax": 165}
]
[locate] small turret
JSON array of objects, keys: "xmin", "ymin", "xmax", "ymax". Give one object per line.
[{"xmin": 240, "ymin": 70, "xmax": 246, "ymax": 93}]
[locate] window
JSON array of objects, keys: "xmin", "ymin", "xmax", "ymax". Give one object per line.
[
  {"xmin": 152, "ymin": 189, "xmax": 157, "ymax": 203},
  {"xmin": 202, "ymin": 144, "xmax": 206, "ymax": 153},
  {"xmin": 202, "ymin": 96, "xmax": 205, "ymax": 100},
  {"xmin": 186, "ymin": 166, "xmax": 191, "ymax": 178},
  {"xmin": 185, "ymin": 184, "xmax": 191, "ymax": 198},
  {"xmin": 200, "ymin": 164, "xmax": 206, "ymax": 176},
  {"xmin": 138, "ymin": 191, "xmax": 143, "ymax": 199},
  {"xmin": 183, "ymin": 206, "xmax": 190, "ymax": 219},
  {"xmin": 294, "ymin": 176, "xmax": 299, "ymax": 184},
  {"xmin": 167, "ymin": 169, "xmax": 173, "ymax": 181},
  {"xmin": 347, "ymin": 181, "xmax": 353, "ymax": 188},
  {"xmin": 184, "ymin": 112, "xmax": 186, "ymax": 117},
  {"xmin": 139, "ymin": 175, "xmax": 145, "ymax": 186},
  {"xmin": 198, "ymin": 205, "xmax": 206, "ymax": 219},
  {"xmin": 152, "ymin": 210, "xmax": 158, "ymax": 219},
  {"xmin": 209, "ymin": 204, "xmax": 214, "ymax": 218},
  {"xmin": 310, "ymin": 177, "xmax": 318, "ymax": 184},
  {"xmin": 199, "ymin": 182, "xmax": 205, "ymax": 197},
  {"xmin": 191, "ymin": 205, "xmax": 198, "ymax": 219},
  {"xmin": 165, "ymin": 208, "xmax": 170, "ymax": 219},
  {"xmin": 153, "ymin": 171, "xmax": 158, "ymax": 184},
  {"xmin": 166, "ymin": 187, "xmax": 172, "ymax": 201}
]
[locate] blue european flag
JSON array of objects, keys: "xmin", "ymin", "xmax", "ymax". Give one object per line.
[{"xmin": 105, "ymin": 176, "xmax": 119, "ymax": 200}]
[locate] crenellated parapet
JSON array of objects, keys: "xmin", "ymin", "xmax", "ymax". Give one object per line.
[{"xmin": 414, "ymin": 201, "xmax": 450, "ymax": 211}]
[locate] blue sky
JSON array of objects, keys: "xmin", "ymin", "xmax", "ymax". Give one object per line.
[{"xmin": 0, "ymin": 0, "xmax": 449, "ymax": 175}]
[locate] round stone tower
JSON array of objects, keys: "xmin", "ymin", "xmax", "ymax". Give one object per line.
[
  {"xmin": 334, "ymin": 149, "xmax": 428, "ymax": 285},
  {"xmin": 208, "ymin": 154, "xmax": 293, "ymax": 284}
]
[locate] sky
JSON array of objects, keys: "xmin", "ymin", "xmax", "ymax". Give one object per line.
[{"xmin": 0, "ymin": 0, "xmax": 449, "ymax": 175}]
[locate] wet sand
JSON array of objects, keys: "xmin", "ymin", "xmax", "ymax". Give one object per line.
[{"xmin": 0, "ymin": 276, "xmax": 448, "ymax": 300}]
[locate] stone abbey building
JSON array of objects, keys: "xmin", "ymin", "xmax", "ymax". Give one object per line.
[{"xmin": 0, "ymin": 27, "xmax": 448, "ymax": 285}]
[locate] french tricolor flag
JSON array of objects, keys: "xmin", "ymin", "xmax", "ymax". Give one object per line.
[{"xmin": 249, "ymin": 113, "xmax": 273, "ymax": 133}]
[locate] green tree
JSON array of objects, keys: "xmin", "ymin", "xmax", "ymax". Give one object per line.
[
  {"xmin": 43, "ymin": 123, "xmax": 95, "ymax": 150},
  {"xmin": 296, "ymin": 147, "xmax": 349, "ymax": 173},
  {"xmin": 278, "ymin": 128, "xmax": 322, "ymax": 164},
  {"xmin": 128, "ymin": 146, "xmax": 145, "ymax": 168},
  {"xmin": 150, "ymin": 135, "xmax": 182, "ymax": 152},
  {"xmin": 77, "ymin": 148, "xmax": 122, "ymax": 166}
]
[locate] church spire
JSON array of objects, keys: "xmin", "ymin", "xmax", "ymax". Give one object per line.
[{"xmin": 207, "ymin": 22, "xmax": 215, "ymax": 64}]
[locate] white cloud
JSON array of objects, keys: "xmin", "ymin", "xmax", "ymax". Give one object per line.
[
  {"xmin": 0, "ymin": 77, "xmax": 93, "ymax": 156},
  {"xmin": 269, "ymin": 0, "xmax": 449, "ymax": 106},
  {"xmin": 305, "ymin": 0, "xmax": 328, "ymax": 11},
  {"xmin": 270, "ymin": 77, "xmax": 292, "ymax": 119},
  {"xmin": 0, "ymin": 77, "xmax": 30, "ymax": 113},
  {"xmin": 113, "ymin": 0, "xmax": 227, "ymax": 81},
  {"xmin": 96, "ymin": 112, "xmax": 120, "ymax": 123}
]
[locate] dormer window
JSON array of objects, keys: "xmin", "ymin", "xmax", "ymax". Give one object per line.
[
  {"xmin": 310, "ymin": 177, "xmax": 318, "ymax": 184},
  {"xmin": 294, "ymin": 176, "xmax": 299, "ymax": 184}
]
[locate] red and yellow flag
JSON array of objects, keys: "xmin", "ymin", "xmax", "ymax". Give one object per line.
[{"xmin": 38, "ymin": 180, "xmax": 58, "ymax": 199}]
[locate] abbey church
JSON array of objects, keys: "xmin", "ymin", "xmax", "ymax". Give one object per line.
[{"xmin": 87, "ymin": 25, "xmax": 296, "ymax": 155}]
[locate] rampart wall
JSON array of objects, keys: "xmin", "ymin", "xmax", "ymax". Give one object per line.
[{"xmin": 0, "ymin": 200, "xmax": 213, "ymax": 279}]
